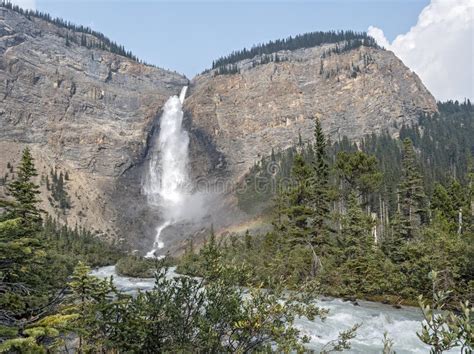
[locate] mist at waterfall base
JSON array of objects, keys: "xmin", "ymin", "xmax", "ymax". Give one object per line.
[{"xmin": 142, "ymin": 86, "xmax": 215, "ymax": 257}]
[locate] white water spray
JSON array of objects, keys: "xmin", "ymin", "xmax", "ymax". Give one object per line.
[{"xmin": 143, "ymin": 86, "xmax": 190, "ymax": 258}]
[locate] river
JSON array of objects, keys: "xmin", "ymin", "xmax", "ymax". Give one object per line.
[{"xmin": 91, "ymin": 265, "xmax": 460, "ymax": 353}]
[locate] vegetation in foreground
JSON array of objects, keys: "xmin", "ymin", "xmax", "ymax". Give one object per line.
[
  {"xmin": 0, "ymin": 148, "xmax": 122, "ymax": 349},
  {"xmin": 0, "ymin": 147, "xmax": 359, "ymax": 353}
]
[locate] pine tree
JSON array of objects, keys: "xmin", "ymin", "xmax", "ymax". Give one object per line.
[
  {"xmin": 280, "ymin": 154, "xmax": 321, "ymax": 276},
  {"xmin": 398, "ymin": 138, "xmax": 427, "ymax": 239},
  {"xmin": 309, "ymin": 118, "xmax": 331, "ymax": 253},
  {"xmin": 0, "ymin": 149, "xmax": 55, "ymax": 343},
  {"xmin": 244, "ymin": 230, "xmax": 252, "ymax": 250},
  {"xmin": 313, "ymin": 118, "xmax": 329, "ymax": 183},
  {"xmin": 272, "ymin": 182, "xmax": 289, "ymax": 233},
  {"xmin": 49, "ymin": 169, "xmax": 70, "ymax": 211},
  {"xmin": 467, "ymin": 154, "xmax": 474, "ymax": 232},
  {"xmin": 431, "ymin": 183, "xmax": 455, "ymax": 225},
  {"xmin": 335, "ymin": 192, "xmax": 393, "ymax": 295},
  {"xmin": 62, "ymin": 262, "xmax": 117, "ymax": 352},
  {"xmin": 335, "ymin": 151, "xmax": 382, "ymax": 204},
  {"xmin": 283, "ymin": 154, "xmax": 313, "ymax": 240},
  {"xmin": 6, "ymin": 147, "xmax": 42, "ymax": 230},
  {"xmin": 447, "ymin": 179, "xmax": 469, "ymax": 235},
  {"xmin": 341, "ymin": 192, "xmax": 374, "ymax": 254}
]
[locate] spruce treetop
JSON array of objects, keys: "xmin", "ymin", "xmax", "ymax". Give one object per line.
[{"xmin": 6, "ymin": 147, "xmax": 42, "ymax": 229}]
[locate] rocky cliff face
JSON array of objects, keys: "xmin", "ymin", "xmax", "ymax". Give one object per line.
[
  {"xmin": 185, "ymin": 45, "xmax": 437, "ymax": 182},
  {"xmin": 0, "ymin": 6, "xmax": 438, "ymax": 253},
  {"xmin": 0, "ymin": 7, "xmax": 188, "ymax": 248}
]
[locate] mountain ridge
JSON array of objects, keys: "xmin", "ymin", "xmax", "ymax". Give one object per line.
[{"xmin": 185, "ymin": 43, "xmax": 437, "ymax": 183}]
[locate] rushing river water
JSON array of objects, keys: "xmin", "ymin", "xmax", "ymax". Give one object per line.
[{"xmin": 91, "ymin": 265, "xmax": 459, "ymax": 353}]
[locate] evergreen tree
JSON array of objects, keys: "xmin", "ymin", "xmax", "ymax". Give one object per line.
[
  {"xmin": 335, "ymin": 151, "xmax": 382, "ymax": 204},
  {"xmin": 49, "ymin": 169, "xmax": 71, "ymax": 211},
  {"xmin": 313, "ymin": 119, "xmax": 329, "ymax": 184},
  {"xmin": 340, "ymin": 192, "xmax": 374, "ymax": 254},
  {"xmin": 0, "ymin": 149, "xmax": 53, "ymax": 343},
  {"xmin": 467, "ymin": 155, "xmax": 474, "ymax": 232},
  {"xmin": 244, "ymin": 230, "xmax": 252, "ymax": 250},
  {"xmin": 332, "ymin": 192, "xmax": 400, "ymax": 296},
  {"xmin": 272, "ymin": 182, "xmax": 288, "ymax": 233},
  {"xmin": 447, "ymin": 179, "xmax": 469, "ymax": 235},
  {"xmin": 272, "ymin": 154, "xmax": 318, "ymax": 277},
  {"xmin": 398, "ymin": 138, "xmax": 427, "ymax": 239},
  {"xmin": 284, "ymin": 154, "xmax": 314, "ymax": 245},
  {"xmin": 431, "ymin": 183, "xmax": 453, "ymax": 221},
  {"xmin": 5, "ymin": 147, "xmax": 42, "ymax": 230},
  {"xmin": 310, "ymin": 118, "xmax": 331, "ymax": 254},
  {"xmin": 62, "ymin": 262, "xmax": 117, "ymax": 351}
]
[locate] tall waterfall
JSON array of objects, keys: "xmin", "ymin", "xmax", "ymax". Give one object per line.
[{"xmin": 143, "ymin": 86, "xmax": 190, "ymax": 258}]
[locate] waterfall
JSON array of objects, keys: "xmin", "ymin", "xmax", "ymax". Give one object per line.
[{"xmin": 143, "ymin": 86, "xmax": 190, "ymax": 258}]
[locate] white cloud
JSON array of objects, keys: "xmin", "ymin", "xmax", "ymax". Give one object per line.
[
  {"xmin": 9, "ymin": 0, "xmax": 36, "ymax": 11},
  {"xmin": 368, "ymin": 0, "xmax": 474, "ymax": 102}
]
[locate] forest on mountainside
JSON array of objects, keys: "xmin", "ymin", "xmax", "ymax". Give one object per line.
[
  {"xmin": 1, "ymin": 0, "xmax": 150, "ymax": 64},
  {"xmin": 238, "ymin": 101, "xmax": 474, "ymax": 216},
  {"xmin": 182, "ymin": 101, "xmax": 474, "ymax": 305},
  {"xmin": 211, "ymin": 30, "xmax": 378, "ymax": 70}
]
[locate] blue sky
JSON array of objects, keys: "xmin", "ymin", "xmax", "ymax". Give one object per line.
[{"xmin": 33, "ymin": 0, "xmax": 429, "ymax": 78}]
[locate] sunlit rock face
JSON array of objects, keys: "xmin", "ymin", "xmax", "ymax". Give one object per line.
[{"xmin": 185, "ymin": 45, "xmax": 437, "ymax": 182}]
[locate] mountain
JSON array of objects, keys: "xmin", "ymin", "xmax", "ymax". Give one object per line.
[
  {"xmin": 185, "ymin": 42, "xmax": 437, "ymax": 182},
  {"xmin": 0, "ymin": 5, "xmax": 438, "ymax": 253},
  {"xmin": 0, "ymin": 6, "xmax": 188, "ymax": 249}
]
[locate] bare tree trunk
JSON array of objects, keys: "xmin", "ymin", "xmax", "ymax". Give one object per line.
[
  {"xmin": 458, "ymin": 208, "xmax": 463, "ymax": 235},
  {"xmin": 379, "ymin": 195, "xmax": 384, "ymax": 237},
  {"xmin": 371, "ymin": 212, "xmax": 378, "ymax": 244},
  {"xmin": 308, "ymin": 242, "xmax": 322, "ymax": 277},
  {"xmin": 396, "ymin": 188, "xmax": 400, "ymax": 213}
]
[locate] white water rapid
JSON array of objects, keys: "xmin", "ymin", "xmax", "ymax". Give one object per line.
[
  {"xmin": 143, "ymin": 86, "xmax": 190, "ymax": 258},
  {"xmin": 91, "ymin": 266, "xmax": 459, "ymax": 353}
]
